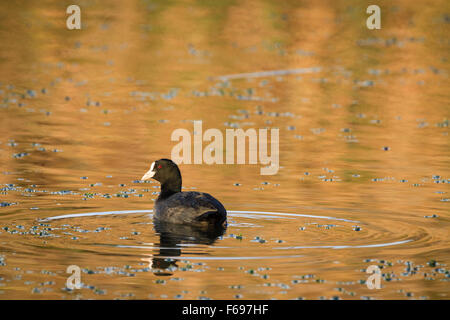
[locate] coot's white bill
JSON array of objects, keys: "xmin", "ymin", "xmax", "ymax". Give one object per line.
[{"xmin": 141, "ymin": 162, "xmax": 156, "ymax": 180}]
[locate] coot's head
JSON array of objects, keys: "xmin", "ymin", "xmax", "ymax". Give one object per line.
[{"xmin": 141, "ymin": 159, "xmax": 181, "ymax": 188}]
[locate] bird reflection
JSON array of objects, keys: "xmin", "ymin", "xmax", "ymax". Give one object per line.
[{"xmin": 143, "ymin": 220, "xmax": 226, "ymax": 276}]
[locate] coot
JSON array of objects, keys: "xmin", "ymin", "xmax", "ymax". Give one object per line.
[{"xmin": 141, "ymin": 159, "xmax": 227, "ymax": 226}]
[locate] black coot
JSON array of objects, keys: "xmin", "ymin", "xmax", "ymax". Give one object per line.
[{"xmin": 141, "ymin": 159, "xmax": 227, "ymax": 226}]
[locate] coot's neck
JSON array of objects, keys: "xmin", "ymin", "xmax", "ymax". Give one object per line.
[{"xmin": 158, "ymin": 178, "xmax": 182, "ymax": 200}]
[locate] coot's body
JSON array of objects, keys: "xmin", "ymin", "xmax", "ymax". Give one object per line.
[
  {"xmin": 155, "ymin": 191, "xmax": 226, "ymax": 225},
  {"xmin": 141, "ymin": 159, "xmax": 227, "ymax": 226}
]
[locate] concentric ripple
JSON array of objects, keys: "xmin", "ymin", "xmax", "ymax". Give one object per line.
[{"xmin": 38, "ymin": 209, "xmax": 416, "ymax": 261}]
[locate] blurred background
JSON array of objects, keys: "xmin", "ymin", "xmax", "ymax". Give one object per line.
[{"xmin": 0, "ymin": 0, "xmax": 449, "ymax": 299}]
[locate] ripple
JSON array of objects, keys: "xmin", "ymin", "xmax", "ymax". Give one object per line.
[
  {"xmin": 215, "ymin": 67, "xmax": 322, "ymax": 81},
  {"xmin": 275, "ymin": 239, "xmax": 412, "ymax": 250},
  {"xmin": 37, "ymin": 209, "xmax": 415, "ymax": 254},
  {"xmin": 229, "ymin": 210, "xmax": 359, "ymax": 223},
  {"xmin": 41, "ymin": 209, "xmax": 358, "ymax": 223},
  {"xmin": 40, "ymin": 209, "xmax": 154, "ymax": 221}
]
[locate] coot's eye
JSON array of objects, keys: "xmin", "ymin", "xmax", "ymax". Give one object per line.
[{"xmin": 158, "ymin": 165, "xmax": 162, "ymax": 169}]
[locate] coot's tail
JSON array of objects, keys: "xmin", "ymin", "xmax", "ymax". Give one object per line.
[{"xmin": 195, "ymin": 210, "xmax": 227, "ymax": 226}]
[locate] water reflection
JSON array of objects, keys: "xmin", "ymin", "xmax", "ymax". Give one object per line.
[
  {"xmin": 0, "ymin": 0, "xmax": 448, "ymax": 300},
  {"xmin": 147, "ymin": 220, "xmax": 226, "ymax": 276}
]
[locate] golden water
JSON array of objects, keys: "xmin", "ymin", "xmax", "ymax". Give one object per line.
[{"xmin": 0, "ymin": 0, "xmax": 449, "ymax": 299}]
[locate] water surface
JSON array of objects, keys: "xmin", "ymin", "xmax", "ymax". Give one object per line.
[{"xmin": 0, "ymin": 0, "xmax": 449, "ymax": 299}]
